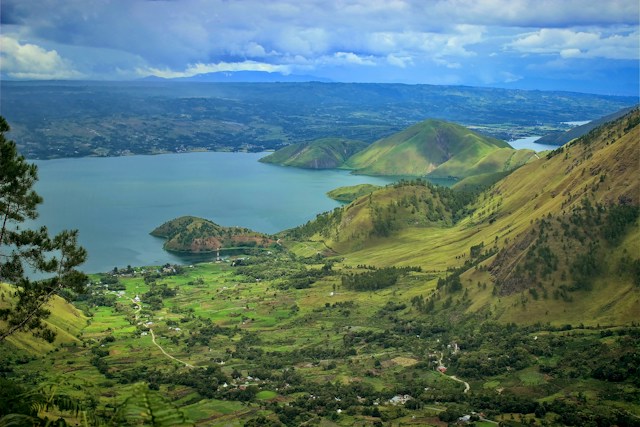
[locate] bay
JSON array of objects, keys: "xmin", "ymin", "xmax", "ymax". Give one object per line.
[
  {"xmin": 508, "ymin": 135, "xmax": 559, "ymax": 152},
  {"xmin": 31, "ymin": 152, "xmax": 395, "ymax": 274}
]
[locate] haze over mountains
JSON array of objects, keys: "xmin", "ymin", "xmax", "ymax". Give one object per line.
[
  {"xmin": 142, "ymin": 71, "xmax": 332, "ymax": 83},
  {"xmin": 1, "ymin": 81, "xmax": 636, "ymax": 160}
]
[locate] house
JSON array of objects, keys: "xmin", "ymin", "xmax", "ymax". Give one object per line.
[
  {"xmin": 389, "ymin": 394, "xmax": 412, "ymax": 405},
  {"xmin": 437, "ymin": 365, "xmax": 447, "ymax": 373}
]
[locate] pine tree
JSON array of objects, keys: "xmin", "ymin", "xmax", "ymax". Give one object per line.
[{"xmin": 0, "ymin": 116, "xmax": 88, "ymax": 343}]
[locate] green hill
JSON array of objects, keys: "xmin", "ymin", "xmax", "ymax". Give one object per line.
[
  {"xmin": 536, "ymin": 105, "xmax": 637, "ymax": 145},
  {"xmin": 291, "ymin": 108, "xmax": 640, "ymax": 326},
  {"xmin": 259, "ymin": 137, "xmax": 367, "ymax": 169},
  {"xmin": 326, "ymin": 183, "xmax": 381, "ymax": 203},
  {"xmin": 151, "ymin": 216, "xmax": 275, "ymax": 253},
  {"xmin": 284, "ymin": 180, "xmax": 478, "ymax": 253},
  {"xmin": 344, "ymin": 118, "xmax": 534, "ymax": 178},
  {"xmin": 0, "ymin": 283, "xmax": 87, "ymax": 356}
]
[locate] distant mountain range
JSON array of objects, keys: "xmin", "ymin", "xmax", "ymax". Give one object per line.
[{"xmin": 142, "ymin": 71, "xmax": 332, "ymax": 83}]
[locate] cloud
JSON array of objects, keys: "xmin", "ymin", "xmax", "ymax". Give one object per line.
[
  {"xmin": 0, "ymin": 0, "xmax": 637, "ymax": 93},
  {"xmin": 138, "ymin": 60, "xmax": 291, "ymax": 79},
  {"xmin": 332, "ymin": 52, "xmax": 376, "ymax": 66},
  {"xmin": 386, "ymin": 54, "xmax": 413, "ymax": 68},
  {"xmin": 443, "ymin": 0, "xmax": 639, "ymax": 27},
  {"xmin": 0, "ymin": 35, "xmax": 84, "ymax": 79},
  {"xmin": 508, "ymin": 28, "xmax": 639, "ymax": 60}
]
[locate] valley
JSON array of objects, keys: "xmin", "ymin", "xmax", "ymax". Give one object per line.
[
  {"xmin": 1, "ymin": 108, "xmax": 638, "ymax": 426},
  {"xmin": 2, "ymin": 1, "xmax": 639, "ymax": 426}
]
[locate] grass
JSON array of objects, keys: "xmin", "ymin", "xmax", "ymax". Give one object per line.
[
  {"xmin": 5, "ymin": 254, "xmax": 639, "ymax": 425},
  {"xmin": 517, "ymin": 367, "xmax": 546, "ymax": 386},
  {"xmin": 0, "ymin": 283, "xmax": 87, "ymax": 354},
  {"xmin": 255, "ymin": 390, "xmax": 277, "ymax": 400}
]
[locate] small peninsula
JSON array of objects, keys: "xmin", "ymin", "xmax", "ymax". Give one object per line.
[{"xmin": 151, "ymin": 216, "xmax": 276, "ymax": 253}]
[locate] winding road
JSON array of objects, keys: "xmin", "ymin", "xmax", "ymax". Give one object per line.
[
  {"xmin": 130, "ymin": 297, "xmax": 194, "ymax": 368},
  {"xmin": 149, "ymin": 328, "xmax": 193, "ymax": 368},
  {"xmin": 448, "ymin": 375, "xmax": 470, "ymax": 393},
  {"xmin": 437, "ymin": 352, "xmax": 470, "ymax": 394}
]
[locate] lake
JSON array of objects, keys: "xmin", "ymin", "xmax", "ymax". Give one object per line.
[
  {"xmin": 32, "ymin": 152, "xmax": 395, "ymax": 273},
  {"xmin": 507, "ymin": 136, "xmax": 559, "ymax": 152},
  {"xmin": 30, "ymin": 136, "xmax": 554, "ymax": 274}
]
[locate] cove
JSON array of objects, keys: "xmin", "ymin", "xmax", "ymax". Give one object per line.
[{"xmin": 31, "ymin": 152, "xmax": 395, "ymax": 273}]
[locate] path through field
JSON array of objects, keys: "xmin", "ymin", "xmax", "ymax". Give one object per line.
[
  {"xmin": 130, "ymin": 297, "xmax": 194, "ymax": 368},
  {"xmin": 149, "ymin": 328, "xmax": 194, "ymax": 368},
  {"xmin": 437, "ymin": 352, "xmax": 470, "ymax": 393}
]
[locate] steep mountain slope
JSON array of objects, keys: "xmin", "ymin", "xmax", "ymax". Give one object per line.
[
  {"xmin": 536, "ymin": 105, "xmax": 636, "ymax": 146},
  {"xmin": 344, "ymin": 119, "xmax": 535, "ymax": 178},
  {"xmin": 292, "ymin": 108, "xmax": 639, "ymax": 325},
  {"xmin": 0, "ymin": 283, "xmax": 87, "ymax": 355},
  {"xmin": 151, "ymin": 216, "xmax": 275, "ymax": 253},
  {"xmin": 284, "ymin": 180, "xmax": 475, "ymax": 253},
  {"xmin": 259, "ymin": 138, "xmax": 367, "ymax": 169}
]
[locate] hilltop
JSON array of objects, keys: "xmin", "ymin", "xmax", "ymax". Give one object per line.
[
  {"xmin": 326, "ymin": 183, "xmax": 381, "ymax": 203},
  {"xmin": 151, "ymin": 216, "xmax": 276, "ymax": 253},
  {"xmin": 259, "ymin": 137, "xmax": 367, "ymax": 169},
  {"xmin": 344, "ymin": 119, "xmax": 537, "ymax": 178}
]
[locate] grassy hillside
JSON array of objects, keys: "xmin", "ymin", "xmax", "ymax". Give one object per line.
[
  {"xmin": 284, "ymin": 180, "xmax": 479, "ymax": 254},
  {"xmin": 259, "ymin": 137, "xmax": 367, "ymax": 169},
  {"xmin": 430, "ymin": 146, "xmax": 537, "ymax": 178},
  {"xmin": 294, "ymin": 108, "xmax": 640, "ymax": 326},
  {"xmin": 326, "ymin": 183, "xmax": 381, "ymax": 203},
  {"xmin": 0, "ymin": 283, "xmax": 87, "ymax": 355},
  {"xmin": 451, "ymin": 170, "xmax": 512, "ymax": 192},
  {"xmin": 344, "ymin": 118, "xmax": 535, "ymax": 179},
  {"xmin": 151, "ymin": 216, "xmax": 276, "ymax": 253}
]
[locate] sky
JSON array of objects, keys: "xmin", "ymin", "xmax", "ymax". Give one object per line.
[{"xmin": 1, "ymin": 0, "xmax": 638, "ymax": 95}]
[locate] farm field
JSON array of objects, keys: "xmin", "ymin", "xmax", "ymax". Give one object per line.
[{"xmin": 6, "ymin": 253, "xmax": 638, "ymax": 426}]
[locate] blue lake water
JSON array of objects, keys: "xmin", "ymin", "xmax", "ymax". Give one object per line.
[
  {"xmin": 30, "ymin": 136, "xmax": 554, "ymax": 274},
  {"xmin": 507, "ymin": 136, "xmax": 559, "ymax": 152},
  {"xmin": 31, "ymin": 152, "xmax": 395, "ymax": 273}
]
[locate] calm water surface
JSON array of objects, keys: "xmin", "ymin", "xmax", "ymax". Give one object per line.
[
  {"xmin": 508, "ymin": 136, "xmax": 559, "ymax": 152},
  {"xmin": 32, "ymin": 152, "xmax": 395, "ymax": 273},
  {"xmin": 32, "ymin": 139, "xmax": 552, "ymax": 274}
]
